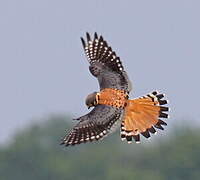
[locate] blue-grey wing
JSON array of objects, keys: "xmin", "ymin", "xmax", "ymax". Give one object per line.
[
  {"xmin": 81, "ymin": 33, "xmax": 132, "ymax": 93},
  {"xmin": 61, "ymin": 105, "xmax": 124, "ymax": 146}
]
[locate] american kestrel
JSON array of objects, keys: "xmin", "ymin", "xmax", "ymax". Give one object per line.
[{"xmin": 61, "ymin": 32, "xmax": 169, "ymax": 146}]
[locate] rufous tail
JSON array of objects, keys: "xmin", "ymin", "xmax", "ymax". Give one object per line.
[{"xmin": 121, "ymin": 91, "xmax": 169, "ymax": 144}]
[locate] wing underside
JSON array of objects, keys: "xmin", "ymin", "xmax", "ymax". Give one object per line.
[{"xmin": 61, "ymin": 105, "xmax": 124, "ymax": 146}]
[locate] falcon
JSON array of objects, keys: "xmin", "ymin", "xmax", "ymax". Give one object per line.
[{"xmin": 61, "ymin": 32, "xmax": 169, "ymax": 146}]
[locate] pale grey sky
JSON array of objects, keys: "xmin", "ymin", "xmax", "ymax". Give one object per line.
[{"xmin": 0, "ymin": 0, "xmax": 199, "ymax": 143}]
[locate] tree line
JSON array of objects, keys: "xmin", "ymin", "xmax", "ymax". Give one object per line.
[{"xmin": 0, "ymin": 115, "xmax": 199, "ymax": 180}]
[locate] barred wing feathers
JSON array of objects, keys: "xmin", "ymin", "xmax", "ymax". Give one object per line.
[
  {"xmin": 61, "ymin": 105, "xmax": 124, "ymax": 146},
  {"xmin": 81, "ymin": 32, "xmax": 132, "ymax": 93}
]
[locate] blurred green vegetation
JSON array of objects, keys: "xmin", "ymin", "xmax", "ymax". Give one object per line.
[{"xmin": 0, "ymin": 115, "xmax": 199, "ymax": 180}]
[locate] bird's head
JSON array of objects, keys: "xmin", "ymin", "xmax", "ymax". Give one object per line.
[{"xmin": 85, "ymin": 92, "xmax": 99, "ymax": 109}]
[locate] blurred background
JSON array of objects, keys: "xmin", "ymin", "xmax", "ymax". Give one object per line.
[{"xmin": 0, "ymin": 0, "xmax": 199, "ymax": 179}]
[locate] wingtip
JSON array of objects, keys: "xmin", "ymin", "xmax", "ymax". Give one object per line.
[
  {"xmin": 80, "ymin": 37, "xmax": 86, "ymax": 48},
  {"xmin": 60, "ymin": 140, "xmax": 66, "ymax": 145},
  {"xmin": 94, "ymin": 32, "xmax": 98, "ymax": 39},
  {"xmin": 99, "ymin": 35, "xmax": 103, "ymax": 41},
  {"xmin": 86, "ymin": 32, "xmax": 91, "ymax": 41}
]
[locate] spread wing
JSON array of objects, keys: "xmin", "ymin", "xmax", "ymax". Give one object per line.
[
  {"xmin": 81, "ymin": 32, "xmax": 132, "ymax": 93},
  {"xmin": 61, "ymin": 105, "xmax": 124, "ymax": 146}
]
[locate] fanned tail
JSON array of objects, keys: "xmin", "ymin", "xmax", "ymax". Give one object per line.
[{"xmin": 121, "ymin": 91, "xmax": 169, "ymax": 144}]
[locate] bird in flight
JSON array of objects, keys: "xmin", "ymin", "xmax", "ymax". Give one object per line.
[{"xmin": 61, "ymin": 32, "xmax": 169, "ymax": 146}]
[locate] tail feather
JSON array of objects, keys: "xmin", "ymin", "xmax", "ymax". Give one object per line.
[
  {"xmin": 121, "ymin": 91, "xmax": 169, "ymax": 144},
  {"xmin": 148, "ymin": 126, "xmax": 157, "ymax": 134}
]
